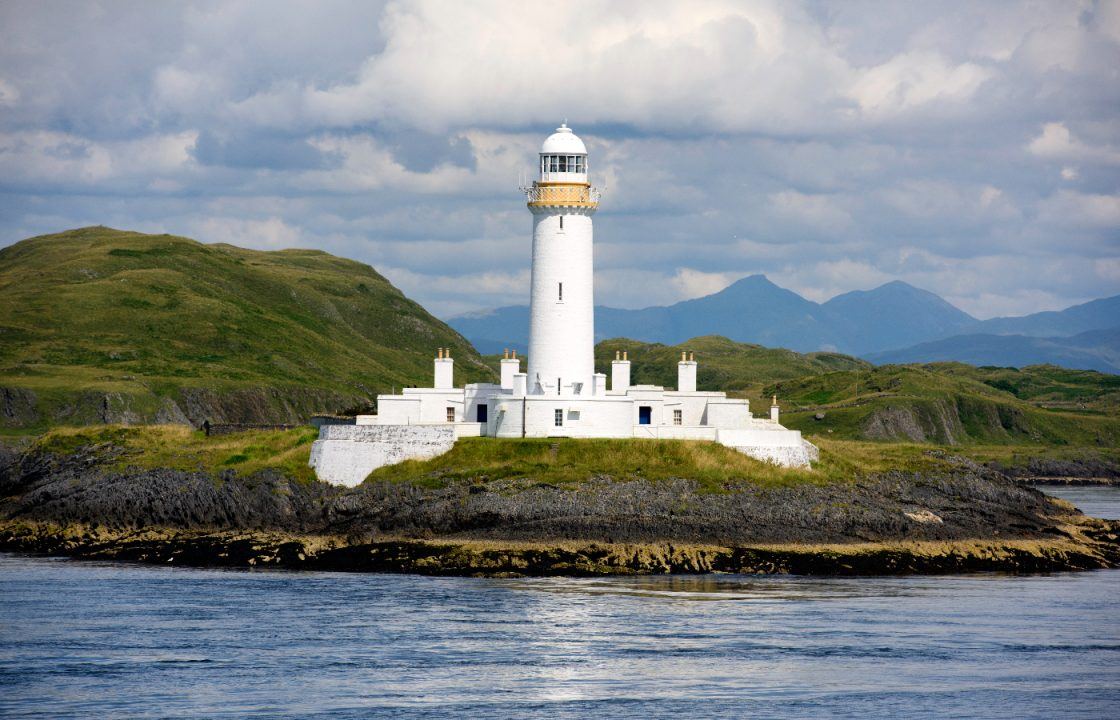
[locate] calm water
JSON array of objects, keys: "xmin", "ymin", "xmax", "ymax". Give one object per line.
[
  {"xmin": 1039, "ymin": 484, "xmax": 1120, "ymax": 521},
  {"xmin": 1, "ymin": 486, "xmax": 1118, "ymax": 719}
]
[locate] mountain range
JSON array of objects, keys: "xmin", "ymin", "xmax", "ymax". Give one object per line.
[{"xmin": 448, "ymin": 276, "xmax": 1120, "ymax": 373}]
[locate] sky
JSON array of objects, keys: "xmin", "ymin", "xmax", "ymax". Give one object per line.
[{"xmin": 1, "ymin": 1, "xmax": 1118, "ymax": 320}]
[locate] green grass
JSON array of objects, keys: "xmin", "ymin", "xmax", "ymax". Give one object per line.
[
  {"xmin": 0, "ymin": 227, "xmax": 494, "ymax": 428},
  {"xmin": 760, "ymin": 363, "xmax": 1120, "ymax": 446},
  {"xmin": 363, "ymin": 436, "xmax": 979, "ymax": 491},
  {"xmin": 590, "ymin": 336, "xmax": 870, "ymax": 396},
  {"xmin": 33, "ymin": 424, "xmax": 321, "ymax": 483},
  {"xmin": 25, "ymin": 425, "xmax": 1120, "ymax": 492}
]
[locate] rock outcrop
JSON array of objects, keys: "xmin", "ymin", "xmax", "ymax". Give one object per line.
[{"xmin": 1, "ymin": 441, "xmax": 1117, "ymax": 576}]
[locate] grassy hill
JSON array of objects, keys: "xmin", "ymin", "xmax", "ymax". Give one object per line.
[
  {"xmin": 593, "ymin": 335, "xmax": 869, "ymax": 392},
  {"xmin": 0, "ymin": 227, "xmax": 492, "ymax": 431},
  {"xmin": 768, "ymin": 363, "xmax": 1119, "ymax": 446}
]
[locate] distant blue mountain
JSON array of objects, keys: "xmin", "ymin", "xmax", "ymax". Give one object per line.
[
  {"xmin": 821, "ymin": 280, "xmax": 976, "ymax": 354},
  {"xmin": 445, "ymin": 275, "xmax": 1120, "ymax": 372},
  {"xmin": 971, "ymin": 295, "xmax": 1120, "ymax": 337},
  {"xmin": 448, "ymin": 275, "xmax": 977, "ymax": 355},
  {"xmin": 867, "ymin": 327, "xmax": 1120, "ymax": 374}
]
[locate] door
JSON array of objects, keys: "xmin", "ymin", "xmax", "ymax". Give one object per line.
[
  {"xmin": 638, "ymin": 406, "xmax": 652, "ymax": 425},
  {"xmin": 476, "ymin": 404, "xmax": 488, "ymax": 423}
]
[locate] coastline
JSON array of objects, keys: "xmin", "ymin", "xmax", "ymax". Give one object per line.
[
  {"xmin": 3, "ymin": 518, "xmax": 1117, "ymax": 577},
  {"xmin": 4, "ymin": 430, "xmax": 1119, "ymax": 577}
]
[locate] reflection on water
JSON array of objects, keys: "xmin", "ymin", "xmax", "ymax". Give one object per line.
[
  {"xmin": 1039, "ymin": 484, "xmax": 1120, "ymax": 520},
  {"xmin": 1, "ymin": 554, "xmax": 1118, "ymax": 719}
]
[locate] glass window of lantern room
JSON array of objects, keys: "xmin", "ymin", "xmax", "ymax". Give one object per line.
[
  {"xmin": 558, "ymin": 155, "xmax": 567, "ymax": 172},
  {"xmin": 568, "ymin": 155, "xmax": 575, "ymax": 171},
  {"xmin": 550, "ymin": 155, "xmax": 558, "ymax": 173}
]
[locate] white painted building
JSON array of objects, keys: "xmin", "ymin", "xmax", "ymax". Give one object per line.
[{"xmin": 310, "ymin": 124, "xmax": 818, "ymax": 487}]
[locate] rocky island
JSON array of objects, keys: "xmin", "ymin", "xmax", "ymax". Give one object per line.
[{"xmin": 2, "ymin": 427, "xmax": 1117, "ymax": 576}]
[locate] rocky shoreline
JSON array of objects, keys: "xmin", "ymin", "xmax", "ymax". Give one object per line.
[
  {"xmin": 3, "ymin": 522, "xmax": 1117, "ymax": 576},
  {"xmin": 2, "ymin": 440, "xmax": 1118, "ymax": 577}
]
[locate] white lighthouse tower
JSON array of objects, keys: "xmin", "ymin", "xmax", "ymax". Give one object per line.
[{"xmin": 525, "ymin": 123, "xmax": 600, "ymax": 396}]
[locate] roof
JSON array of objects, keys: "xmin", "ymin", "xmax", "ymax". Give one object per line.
[{"xmin": 540, "ymin": 123, "xmax": 587, "ymax": 155}]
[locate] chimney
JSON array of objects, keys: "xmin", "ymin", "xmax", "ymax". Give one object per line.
[
  {"xmin": 512, "ymin": 372, "xmax": 527, "ymax": 396},
  {"xmin": 593, "ymin": 372, "xmax": 607, "ymax": 396},
  {"xmin": 677, "ymin": 351, "xmax": 697, "ymax": 393},
  {"xmin": 611, "ymin": 350, "xmax": 631, "ymax": 393},
  {"xmin": 770, "ymin": 395, "xmax": 780, "ymax": 422},
  {"xmin": 500, "ymin": 348, "xmax": 521, "ymax": 390},
  {"xmin": 434, "ymin": 348, "xmax": 454, "ymax": 389}
]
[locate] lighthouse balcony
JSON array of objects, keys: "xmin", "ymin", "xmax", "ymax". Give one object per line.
[{"xmin": 525, "ymin": 182, "xmax": 600, "ymax": 208}]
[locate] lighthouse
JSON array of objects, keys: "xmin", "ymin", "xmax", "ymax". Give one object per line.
[
  {"xmin": 309, "ymin": 122, "xmax": 819, "ymax": 486},
  {"xmin": 525, "ymin": 123, "xmax": 600, "ymax": 396}
]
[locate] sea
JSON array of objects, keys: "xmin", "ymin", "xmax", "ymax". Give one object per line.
[{"xmin": 1, "ymin": 485, "xmax": 1118, "ymax": 719}]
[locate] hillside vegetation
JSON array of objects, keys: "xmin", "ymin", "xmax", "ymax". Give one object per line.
[
  {"xmin": 769, "ymin": 363, "xmax": 1120, "ymax": 446},
  {"xmin": 593, "ymin": 335, "xmax": 869, "ymax": 393},
  {"xmin": 0, "ymin": 227, "xmax": 492, "ymax": 431}
]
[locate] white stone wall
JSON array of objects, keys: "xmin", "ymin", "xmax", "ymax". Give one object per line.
[
  {"xmin": 730, "ymin": 441, "xmax": 819, "ymax": 468},
  {"xmin": 527, "ymin": 208, "xmax": 596, "ymax": 396},
  {"xmin": 717, "ymin": 427, "xmax": 817, "ymax": 468},
  {"xmin": 663, "ymin": 391, "xmax": 718, "ymax": 426},
  {"xmin": 488, "ymin": 395, "xmax": 635, "ymax": 439},
  {"xmin": 377, "ymin": 388, "xmax": 465, "ymax": 424},
  {"xmin": 705, "ymin": 399, "xmax": 752, "ymax": 429},
  {"xmin": 309, "ymin": 424, "xmax": 456, "ymax": 487}
]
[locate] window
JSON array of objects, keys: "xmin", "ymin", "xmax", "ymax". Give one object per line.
[
  {"xmin": 558, "ymin": 281, "xmax": 563, "ymax": 301},
  {"xmin": 554, "ymin": 408, "xmax": 563, "ymax": 426},
  {"xmin": 559, "ymin": 215, "xmax": 563, "ymax": 230},
  {"xmin": 673, "ymin": 409, "xmax": 682, "ymax": 425},
  {"xmin": 572, "ymin": 382, "xmax": 582, "ymax": 396},
  {"xmin": 557, "ymin": 377, "xmax": 561, "ymax": 395},
  {"xmin": 446, "ymin": 407, "xmax": 455, "ymax": 422}
]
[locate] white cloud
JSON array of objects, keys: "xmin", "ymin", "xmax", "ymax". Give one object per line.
[
  {"xmin": 847, "ymin": 51, "xmax": 995, "ymax": 117},
  {"xmin": 0, "ymin": 77, "xmax": 18, "ymax": 105},
  {"xmin": 1028, "ymin": 122, "xmax": 1120, "ymax": 164},
  {"xmin": 0, "ymin": 130, "xmax": 197, "ymax": 185},
  {"xmin": 1037, "ymin": 190, "xmax": 1120, "ymax": 229},
  {"xmin": 1, "ymin": 0, "xmax": 1119, "ymax": 321},
  {"xmin": 193, "ymin": 216, "xmax": 302, "ymax": 250}
]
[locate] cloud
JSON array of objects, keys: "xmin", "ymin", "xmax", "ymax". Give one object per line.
[
  {"xmin": 1028, "ymin": 122, "xmax": 1120, "ymax": 164},
  {"xmin": 0, "ymin": 0, "xmax": 1118, "ymax": 322}
]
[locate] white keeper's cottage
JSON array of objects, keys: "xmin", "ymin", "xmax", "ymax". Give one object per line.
[{"xmin": 310, "ymin": 124, "xmax": 818, "ymax": 486}]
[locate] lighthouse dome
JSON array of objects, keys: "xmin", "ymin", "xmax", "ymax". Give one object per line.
[{"xmin": 540, "ymin": 123, "xmax": 587, "ymax": 155}]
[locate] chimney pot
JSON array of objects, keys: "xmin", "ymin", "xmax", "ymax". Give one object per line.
[{"xmin": 623, "ymin": 351, "xmax": 628, "ymax": 360}]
